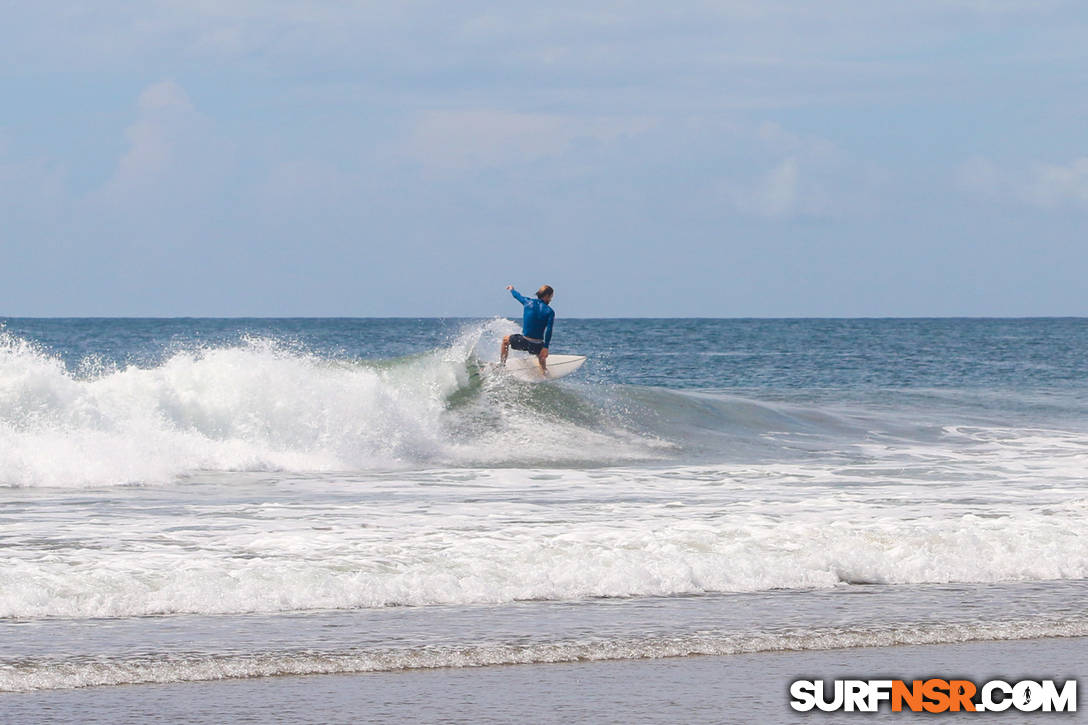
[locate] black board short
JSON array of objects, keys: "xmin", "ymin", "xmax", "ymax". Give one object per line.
[{"xmin": 509, "ymin": 334, "xmax": 545, "ymax": 355}]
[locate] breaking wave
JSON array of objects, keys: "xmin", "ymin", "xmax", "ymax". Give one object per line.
[{"xmin": 0, "ymin": 322, "xmax": 671, "ymax": 487}]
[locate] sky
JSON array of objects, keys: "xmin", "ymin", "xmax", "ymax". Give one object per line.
[{"xmin": 1, "ymin": 1, "xmax": 1086, "ymax": 317}]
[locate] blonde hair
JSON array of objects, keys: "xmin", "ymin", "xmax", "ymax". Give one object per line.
[{"xmin": 536, "ymin": 285, "xmax": 554, "ymax": 300}]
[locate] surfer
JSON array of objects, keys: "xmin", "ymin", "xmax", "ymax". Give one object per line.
[{"xmin": 501, "ymin": 284, "xmax": 554, "ymax": 373}]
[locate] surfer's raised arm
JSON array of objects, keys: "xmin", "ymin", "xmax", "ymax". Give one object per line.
[{"xmin": 507, "ymin": 285, "xmax": 530, "ymax": 305}]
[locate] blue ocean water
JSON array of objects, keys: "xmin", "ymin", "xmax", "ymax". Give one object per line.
[
  {"xmin": 0, "ymin": 318, "xmax": 1086, "ymax": 692},
  {"xmin": 9, "ymin": 316, "xmax": 1088, "ymax": 388}
]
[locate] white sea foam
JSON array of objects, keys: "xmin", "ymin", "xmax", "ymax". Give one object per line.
[
  {"xmin": 3, "ymin": 325, "xmax": 1088, "ymax": 619},
  {"xmin": 3, "ymin": 466, "xmax": 1087, "ymax": 618},
  {"xmin": 3, "ymin": 618, "xmax": 1086, "ymax": 692},
  {"xmin": 0, "ymin": 324, "xmax": 660, "ymax": 488}
]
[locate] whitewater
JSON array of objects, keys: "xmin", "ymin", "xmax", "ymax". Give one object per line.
[{"xmin": 1, "ymin": 317, "xmax": 1086, "ymax": 694}]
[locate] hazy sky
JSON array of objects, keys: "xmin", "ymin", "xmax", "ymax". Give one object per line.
[{"xmin": 2, "ymin": 1, "xmax": 1086, "ymax": 316}]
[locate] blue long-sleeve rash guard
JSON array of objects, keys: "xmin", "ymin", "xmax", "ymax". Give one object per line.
[{"xmin": 510, "ymin": 289, "xmax": 555, "ymax": 348}]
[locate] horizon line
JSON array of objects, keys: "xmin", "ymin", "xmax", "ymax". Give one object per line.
[{"xmin": 2, "ymin": 315, "xmax": 1087, "ymax": 321}]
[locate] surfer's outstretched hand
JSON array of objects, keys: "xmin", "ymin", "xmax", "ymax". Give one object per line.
[{"xmin": 505, "ymin": 285, "xmax": 513, "ymax": 290}]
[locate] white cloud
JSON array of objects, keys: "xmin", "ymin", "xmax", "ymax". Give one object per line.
[
  {"xmin": 733, "ymin": 157, "xmax": 800, "ymax": 218},
  {"xmin": 400, "ymin": 111, "xmax": 880, "ymax": 220},
  {"xmin": 97, "ymin": 80, "xmax": 232, "ymax": 199},
  {"xmin": 713, "ymin": 122, "xmax": 878, "ymax": 219},
  {"xmin": 9, "ymin": 1, "xmax": 1079, "ymax": 108},
  {"xmin": 405, "ymin": 109, "xmax": 654, "ymax": 170},
  {"xmin": 109, "ymin": 81, "xmax": 198, "ymax": 186},
  {"xmin": 1026, "ymin": 158, "xmax": 1088, "ymax": 207},
  {"xmin": 755, "ymin": 122, "xmax": 838, "ymax": 163},
  {"xmin": 959, "ymin": 156, "xmax": 1088, "ymax": 209},
  {"xmin": 137, "ymin": 79, "xmax": 193, "ymax": 113},
  {"xmin": 78, "ymin": 79, "xmax": 236, "ymax": 259}
]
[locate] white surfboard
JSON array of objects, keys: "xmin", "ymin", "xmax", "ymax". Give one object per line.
[{"xmin": 482, "ymin": 354, "xmax": 586, "ymax": 383}]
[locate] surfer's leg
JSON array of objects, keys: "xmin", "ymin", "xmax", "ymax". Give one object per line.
[
  {"xmin": 500, "ymin": 335, "xmax": 510, "ymax": 364},
  {"xmin": 532, "ymin": 341, "xmax": 547, "ymax": 374}
]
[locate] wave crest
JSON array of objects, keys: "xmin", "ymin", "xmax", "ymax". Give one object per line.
[{"xmin": 0, "ymin": 323, "xmax": 662, "ymax": 487}]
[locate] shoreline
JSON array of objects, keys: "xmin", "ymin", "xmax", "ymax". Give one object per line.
[{"xmin": 4, "ymin": 637, "xmax": 1085, "ymax": 723}]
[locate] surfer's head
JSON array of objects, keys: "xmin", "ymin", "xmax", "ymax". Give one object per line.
[{"xmin": 536, "ymin": 285, "xmax": 554, "ymax": 303}]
